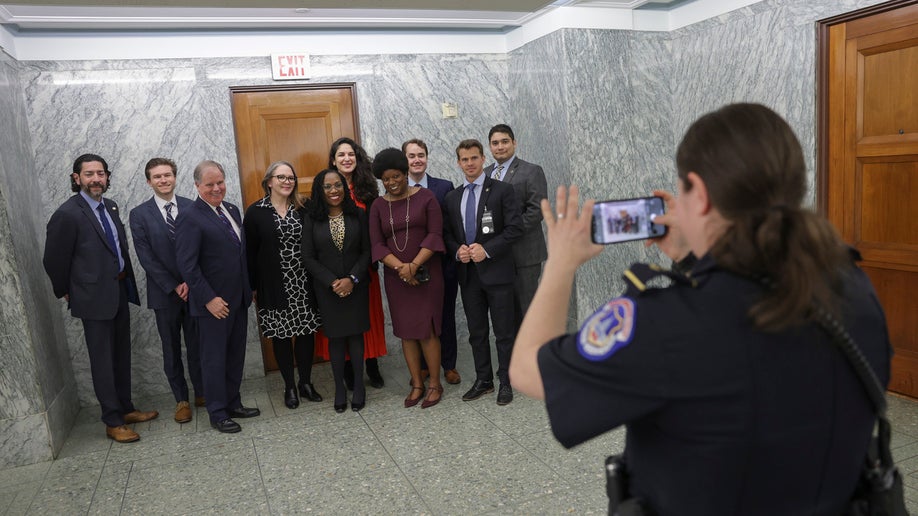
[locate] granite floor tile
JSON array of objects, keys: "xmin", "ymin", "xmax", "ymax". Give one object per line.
[
  {"xmin": 266, "ymin": 466, "xmax": 429, "ymax": 515},
  {"xmin": 104, "ymin": 428, "xmax": 253, "ymax": 468},
  {"xmin": 255, "ymin": 419, "xmax": 394, "ymax": 483},
  {"xmin": 25, "ymin": 469, "xmax": 99, "ymax": 514},
  {"xmin": 120, "ymin": 442, "xmax": 266, "ymax": 514},
  {"xmin": 402, "ymin": 439, "xmax": 563, "ymax": 514},
  {"xmin": 372, "ymin": 403, "xmax": 510, "ymax": 464},
  {"xmin": 470, "ymin": 391, "xmax": 552, "ymax": 438},
  {"xmin": 86, "ymin": 462, "xmax": 131, "ymax": 516},
  {"xmin": 0, "ymin": 461, "xmax": 49, "ymax": 489},
  {"xmin": 484, "ymin": 483, "xmax": 608, "ymax": 515},
  {"xmin": 0, "ymin": 481, "xmax": 41, "ymax": 516},
  {"xmin": 518, "ymin": 426, "xmax": 626, "ymax": 485}
]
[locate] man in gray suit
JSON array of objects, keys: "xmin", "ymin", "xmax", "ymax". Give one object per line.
[{"xmin": 484, "ymin": 124, "xmax": 548, "ymax": 330}]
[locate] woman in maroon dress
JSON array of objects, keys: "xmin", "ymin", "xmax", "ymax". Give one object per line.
[{"xmin": 368, "ymin": 148, "xmax": 445, "ymax": 408}]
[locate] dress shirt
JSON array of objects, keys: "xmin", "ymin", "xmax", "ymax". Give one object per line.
[
  {"xmin": 204, "ymin": 201, "xmax": 242, "ymax": 241},
  {"xmin": 491, "ymin": 155, "xmax": 516, "ymax": 180},
  {"xmin": 153, "ymin": 194, "xmax": 179, "ymax": 223},
  {"xmin": 81, "ymin": 190, "xmax": 125, "ymax": 271},
  {"xmin": 459, "ymin": 173, "xmax": 486, "ymax": 224},
  {"xmin": 408, "ymin": 174, "xmax": 429, "ymax": 188}
]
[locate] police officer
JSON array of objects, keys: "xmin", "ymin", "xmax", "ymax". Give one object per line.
[{"xmin": 509, "ymin": 103, "xmax": 892, "ymax": 515}]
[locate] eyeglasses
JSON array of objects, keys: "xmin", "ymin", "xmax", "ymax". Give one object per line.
[
  {"xmin": 323, "ymin": 182, "xmax": 344, "ymax": 191},
  {"xmin": 273, "ymin": 175, "xmax": 296, "ymax": 183}
]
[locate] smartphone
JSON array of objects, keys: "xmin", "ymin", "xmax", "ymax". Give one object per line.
[{"xmin": 591, "ymin": 196, "xmax": 667, "ymax": 245}]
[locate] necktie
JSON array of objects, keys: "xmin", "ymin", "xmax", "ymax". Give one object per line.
[
  {"xmin": 464, "ymin": 183, "xmax": 477, "ymax": 245},
  {"xmin": 96, "ymin": 203, "xmax": 120, "ymax": 260},
  {"xmin": 493, "ymin": 164, "xmax": 504, "ymax": 181},
  {"xmin": 216, "ymin": 205, "xmax": 241, "ymax": 246},
  {"xmin": 164, "ymin": 202, "xmax": 176, "ymax": 241}
]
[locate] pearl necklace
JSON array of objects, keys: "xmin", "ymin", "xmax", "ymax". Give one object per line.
[{"xmin": 387, "ymin": 192, "xmax": 410, "ymax": 252}]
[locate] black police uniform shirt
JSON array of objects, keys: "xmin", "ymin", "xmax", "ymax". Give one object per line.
[{"xmin": 537, "ymin": 253, "xmax": 891, "ymax": 516}]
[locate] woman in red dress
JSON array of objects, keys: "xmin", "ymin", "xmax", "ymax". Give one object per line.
[{"xmin": 313, "ymin": 137, "xmax": 387, "ymax": 389}]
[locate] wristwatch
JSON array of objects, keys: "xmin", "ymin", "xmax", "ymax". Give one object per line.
[{"xmin": 349, "ymin": 274, "xmax": 359, "ymax": 284}]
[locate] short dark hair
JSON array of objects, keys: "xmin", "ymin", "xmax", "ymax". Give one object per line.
[
  {"xmin": 372, "ymin": 148, "xmax": 409, "ymax": 179},
  {"xmin": 401, "ymin": 138, "xmax": 428, "ymax": 155},
  {"xmin": 144, "ymin": 157, "xmax": 177, "ymax": 180},
  {"xmin": 488, "ymin": 124, "xmax": 515, "ymax": 142},
  {"xmin": 71, "ymin": 153, "xmax": 110, "ymax": 193},
  {"xmin": 193, "ymin": 160, "xmax": 225, "ymax": 184},
  {"xmin": 455, "ymin": 139, "xmax": 484, "ymax": 160}
]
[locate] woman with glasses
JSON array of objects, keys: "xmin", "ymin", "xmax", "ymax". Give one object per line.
[
  {"xmin": 244, "ymin": 161, "xmax": 322, "ymax": 410},
  {"xmin": 302, "ymin": 168, "xmax": 371, "ymax": 412}
]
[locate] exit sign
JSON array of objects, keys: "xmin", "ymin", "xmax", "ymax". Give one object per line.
[{"xmin": 271, "ymin": 53, "xmax": 310, "ymax": 81}]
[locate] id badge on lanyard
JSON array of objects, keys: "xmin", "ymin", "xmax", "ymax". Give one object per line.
[{"xmin": 481, "ymin": 208, "xmax": 495, "ymax": 235}]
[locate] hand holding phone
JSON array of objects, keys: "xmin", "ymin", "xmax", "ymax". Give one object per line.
[{"xmin": 591, "ymin": 196, "xmax": 667, "ymax": 245}]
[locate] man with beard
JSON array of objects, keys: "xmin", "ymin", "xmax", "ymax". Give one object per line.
[{"xmin": 43, "ymin": 153, "xmax": 158, "ymax": 443}]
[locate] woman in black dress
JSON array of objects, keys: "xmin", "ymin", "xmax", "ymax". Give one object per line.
[
  {"xmin": 302, "ymin": 169, "xmax": 371, "ymax": 413},
  {"xmin": 244, "ymin": 161, "xmax": 321, "ymax": 410}
]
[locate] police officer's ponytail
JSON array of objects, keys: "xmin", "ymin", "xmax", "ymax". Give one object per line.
[{"xmin": 676, "ymin": 103, "xmax": 849, "ymax": 331}]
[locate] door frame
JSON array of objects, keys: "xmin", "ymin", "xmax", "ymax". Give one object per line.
[{"xmin": 815, "ymin": 0, "xmax": 918, "ymax": 213}]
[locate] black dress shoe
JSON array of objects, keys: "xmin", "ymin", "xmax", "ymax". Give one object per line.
[
  {"xmin": 334, "ymin": 403, "xmax": 347, "ymax": 413},
  {"xmin": 461, "ymin": 380, "xmax": 494, "ymax": 401},
  {"xmin": 496, "ymin": 384, "xmax": 513, "ymax": 406},
  {"xmin": 284, "ymin": 388, "xmax": 299, "ymax": 409},
  {"xmin": 298, "ymin": 382, "xmax": 323, "ymax": 402},
  {"xmin": 228, "ymin": 406, "xmax": 260, "ymax": 418},
  {"xmin": 211, "ymin": 418, "xmax": 241, "ymax": 433},
  {"xmin": 351, "ymin": 401, "xmax": 365, "ymax": 412}
]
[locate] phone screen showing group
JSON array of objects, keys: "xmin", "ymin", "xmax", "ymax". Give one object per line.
[{"xmin": 591, "ymin": 196, "xmax": 667, "ymax": 245}]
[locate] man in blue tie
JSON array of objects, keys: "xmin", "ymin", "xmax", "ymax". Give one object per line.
[
  {"xmin": 129, "ymin": 157, "xmax": 202, "ymax": 425},
  {"xmin": 176, "ymin": 160, "xmax": 258, "ymax": 433},
  {"xmin": 43, "ymin": 154, "xmax": 159, "ymax": 443},
  {"xmin": 443, "ymin": 140, "xmax": 523, "ymax": 405}
]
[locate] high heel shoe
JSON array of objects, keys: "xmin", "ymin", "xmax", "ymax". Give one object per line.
[
  {"xmin": 334, "ymin": 402, "xmax": 347, "ymax": 413},
  {"xmin": 284, "ymin": 387, "xmax": 299, "ymax": 409},
  {"xmin": 351, "ymin": 400, "xmax": 365, "ymax": 412},
  {"xmin": 298, "ymin": 382, "xmax": 323, "ymax": 402},
  {"xmin": 404, "ymin": 385, "xmax": 425, "ymax": 408},
  {"xmin": 421, "ymin": 385, "xmax": 443, "ymax": 409}
]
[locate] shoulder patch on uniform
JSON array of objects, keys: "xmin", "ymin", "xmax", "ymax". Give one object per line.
[{"xmin": 577, "ymin": 297, "xmax": 636, "ymax": 361}]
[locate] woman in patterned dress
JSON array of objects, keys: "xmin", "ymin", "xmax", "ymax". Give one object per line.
[{"xmin": 244, "ymin": 161, "xmax": 322, "ymax": 409}]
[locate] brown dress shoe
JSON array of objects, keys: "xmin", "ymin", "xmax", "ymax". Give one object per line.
[
  {"xmin": 194, "ymin": 396, "xmax": 206, "ymax": 407},
  {"xmin": 106, "ymin": 425, "xmax": 140, "ymax": 443},
  {"xmin": 444, "ymin": 369, "xmax": 461, "ymax": 385},
  {"xmin": 124, "ymin": 410, "xmax": 159, "ymax": 424},
  {"xmin": 174, "ymin": 401, "xmax": 192, "ymax": 423}
]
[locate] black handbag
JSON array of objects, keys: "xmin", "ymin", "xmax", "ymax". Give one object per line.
[
  {"xmin": 414, "ymin": 264, "xmax": 430, "ymax": 283},
  {"xmin": 817, "ymin": 309, "xmax": 908, "ymax": 516}
]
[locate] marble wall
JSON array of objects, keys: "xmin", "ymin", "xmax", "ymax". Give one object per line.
[
  {"xmin": 0, "ymin": 49, "xmax": 78, "ymax": 468},
  {"xmin": 19, "ymin": 53, "xmax": 510, "ymax": 405}
]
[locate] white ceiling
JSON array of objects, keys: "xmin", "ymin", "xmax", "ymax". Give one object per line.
[{"xmin": 0, "ymin": 0, "xmax": 697, "ymax": 31}]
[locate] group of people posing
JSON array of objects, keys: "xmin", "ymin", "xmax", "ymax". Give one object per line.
[{"xmin": 43, "ymin": 124, "xmax": 548, "ymax": 441}]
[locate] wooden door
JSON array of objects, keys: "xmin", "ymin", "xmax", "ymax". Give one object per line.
[
  {"xmin": 821, "ymin": 1, "xmax": 918, "ymax": 397},
  {"xmin": 230, "ymin": 83, "xmax": 360, "ymax": 371}
]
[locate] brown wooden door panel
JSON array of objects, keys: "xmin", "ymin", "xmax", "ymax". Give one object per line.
[
  {"xmin": 230, "ymin": 83, "xmax": 359, "ymax": 372},
  {"xmin": 823, "ymin": 2, "xmax": 918, "ymax": 397}
]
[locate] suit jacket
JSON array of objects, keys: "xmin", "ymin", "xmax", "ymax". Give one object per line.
[
  {"xmin": 485, "ymin": 157, "xmax": 548, "ymax": 267},
  {"xmin": 129, "ymin": 195, "xmax": 193, "ymax": 310},
  {"xmin": 443, "ymin": 176, "xmax": 523, "ymax": 287},
  {"xmin": 424, "ymin": 175, "xmax": 455, "ymax": 207},
  {"xmin": 175, "ymin": 197, "xmax": 252, "ymax": 318},
  {"xmin": 301, "ymin": 209, "xmax": 371, "ymax": 338},
  {"xmin": 43, "ymin": 193, "xmax": 139, "ymax": 320}
]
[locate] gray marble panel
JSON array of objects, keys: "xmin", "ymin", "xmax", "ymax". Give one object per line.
[{"xmin": 0, "ymin": 413, "xmax": 53, "ymax": 469}]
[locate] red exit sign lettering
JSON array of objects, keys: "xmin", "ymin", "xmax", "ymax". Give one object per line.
[{"xmin": 271, "ymin": 53, "xmax": 310, "ymax": 81}]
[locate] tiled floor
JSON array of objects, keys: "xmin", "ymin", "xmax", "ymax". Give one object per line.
[{"xmin": 3, "ymin": 347, "xmax": 918, "ymax": 515}]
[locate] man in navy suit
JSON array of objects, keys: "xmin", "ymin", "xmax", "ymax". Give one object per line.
[
  {"xmin": 175, "ymin": 160, "xmax": 258, "ymax": 433},
  {"xmin": 484, "ymin": 124, "xmax": 548, "ymax": 332},
  {"xmin": 43, "ymin": 154, "xmax": 158, "ymax": 443},
  {"xmin": 443, "ymin": 140, "xmax": 522, "ymax": 405},
  {"xmin": 129, "ymin": 157, "xmax": 202, "ymax": 425},
  {"xmin": 402, "ymin": 138, "xmax": 462, "ymax": 385}
]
